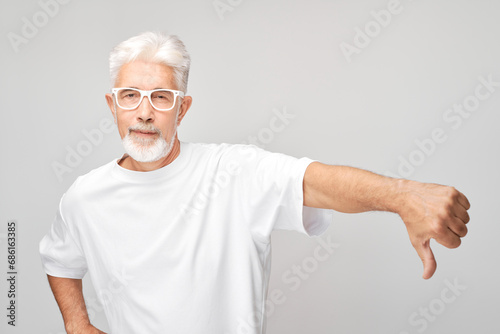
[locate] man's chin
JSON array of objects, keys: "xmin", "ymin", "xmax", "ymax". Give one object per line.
[
  {"xmin": 124, "ymin": 140, "xmax": 172, "ymax": 163},
  {"xmin": 122, "ymin": 129, "xmax": 177, "ymax": 164},
  {"xmin": 128, "ymin": 150, "xmax": 167, "ymax": 163}
]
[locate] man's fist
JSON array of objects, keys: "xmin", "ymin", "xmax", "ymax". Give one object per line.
[{"xmin": 397, "ymin": 180, "xmax": 471, "ymax": 279}]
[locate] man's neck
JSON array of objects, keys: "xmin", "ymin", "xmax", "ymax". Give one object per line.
[{"xmin": 119, "ymin": 139, "xmax": 181, "ymax": 172}]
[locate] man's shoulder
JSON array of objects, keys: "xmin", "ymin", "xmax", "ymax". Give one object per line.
[
  {"xmin": 187, "ymin": 142, "xmax": 289, "ymax": 180},
  {"xmin": 63, "ymin": 159, "xmax": 117, "ymax": 199},
  {"xmin": 78, "ymin": 158, "xmax": 116, "ymax": 181}
]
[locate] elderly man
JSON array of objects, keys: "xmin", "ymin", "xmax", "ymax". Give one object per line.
[{"xmin": 39, "ymin": 31, "xmax": 470, "ymax": 334}]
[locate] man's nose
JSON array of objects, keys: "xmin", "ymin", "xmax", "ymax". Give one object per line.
[{"xmin": 136, "ymin": 96, "xmax": 155, "ymax": 122}]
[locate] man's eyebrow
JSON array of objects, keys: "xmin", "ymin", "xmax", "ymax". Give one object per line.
[
  {"xmin": 118, "ymin": 86, "xmax": 140, "ymax": 89},
  {"xmin": 124, "ymin": 87, "xmax": 171, "ymax": 90}
]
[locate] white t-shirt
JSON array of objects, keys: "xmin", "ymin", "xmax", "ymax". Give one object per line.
[{"xmin": 39, "ymin": 141, "xmax": 333, "ymax": 334}]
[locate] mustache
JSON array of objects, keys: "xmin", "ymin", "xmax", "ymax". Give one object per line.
[{"xmin": 128, "ymin": 122, "xmax": 162, "ymax": 136}]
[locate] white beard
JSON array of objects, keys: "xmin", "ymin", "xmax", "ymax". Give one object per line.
[{"xmin": 122, "ymin": 120, "xmax": 178, "ymax": 163}]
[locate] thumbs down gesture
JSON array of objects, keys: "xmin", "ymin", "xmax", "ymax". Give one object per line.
[{"xmin": 397, "ymin": 181, "xmax": 471, "ymax": 279}]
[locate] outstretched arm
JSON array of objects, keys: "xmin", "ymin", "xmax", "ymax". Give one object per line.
[
  {"xmin": 47, "ymin": 275, "xmax": 106, "ymax": 334},
  {"xmin": 303, "ymin": 162, "xmax": 471, "ymax": 279}
]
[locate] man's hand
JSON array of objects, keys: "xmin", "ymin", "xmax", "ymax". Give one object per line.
[{"xmin": 397, "ymin": 180, "xmax": 471, "ymax": 279}]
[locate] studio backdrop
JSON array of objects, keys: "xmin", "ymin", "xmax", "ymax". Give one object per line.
[{"xmin": 1, "ymin": 0, "xmax": 498, "ymax": 333}]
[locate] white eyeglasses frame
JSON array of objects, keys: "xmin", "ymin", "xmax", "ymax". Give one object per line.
[{"xmin": 111, "ymin": 87, "xmax": 185, "ymax": 111}]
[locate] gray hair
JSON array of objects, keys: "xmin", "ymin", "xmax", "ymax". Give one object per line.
[{"xmin": 109, "ymin": 31, "xmax": 191, "ymax": 92}]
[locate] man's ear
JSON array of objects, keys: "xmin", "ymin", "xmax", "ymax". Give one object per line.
[
  {"xmin": 177, "ymin": 96, "xmax": 192, "ymax": 126},
  {"xmin": 105, "ymin": 93, "xmax": 117, "ymax": 124}
]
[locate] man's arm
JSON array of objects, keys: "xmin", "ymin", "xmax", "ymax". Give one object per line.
[
  {"xmin": 47, "ymin": 275, "xmax": 106, "ymax": 334},
  {"xmin": 303, "ymin": 162, "xmax": 471, "ymax": 279}
]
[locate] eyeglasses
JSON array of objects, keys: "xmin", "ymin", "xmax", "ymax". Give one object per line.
[{"xmin": 111, "ymin": 87, "xmax": 185, "ymax": 111}]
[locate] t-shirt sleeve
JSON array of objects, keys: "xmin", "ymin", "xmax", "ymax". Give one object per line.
[
  {"xmin": 39, "ymin": 195, "xmax": 88, "ymax": 279},
  {"xmin": 228, "ymin": 144, "xmax": 333, "ymax": 240}
]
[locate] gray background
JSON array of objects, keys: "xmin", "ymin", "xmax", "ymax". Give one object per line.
[{"xmin": 1, "ymin": 0, "xmax": 499, "ymax": 333}]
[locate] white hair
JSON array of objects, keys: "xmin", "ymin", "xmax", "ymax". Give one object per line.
[{"xmin": 109, "ymin": 31, "xmax": 191, "ymax": 92}]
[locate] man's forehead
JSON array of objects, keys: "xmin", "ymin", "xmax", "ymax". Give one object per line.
[{"xmin": 116, "ymin": 60, "xmax": 176, "ymax": 89}]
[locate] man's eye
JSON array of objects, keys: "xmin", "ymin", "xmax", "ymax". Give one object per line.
[
  {"xmin": 153, "ymin": 92, "xmax": 172, "ymax": 100},
  {"xmin": 122, "ymin": 92, "xmax": 138, "ymax": 99}
]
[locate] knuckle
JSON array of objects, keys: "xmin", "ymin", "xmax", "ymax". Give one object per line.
[
  {"xmin": 437, "ymin": 208, "xmax": 451, "ymax": 221},
  {"xmin": 431, "ymin": 220, "xmax": 447, "ymax": 235},
  {"xmin": 446, "ymin": 197, "xmax": 455, "ymax": 210},
  {"xmin": 448, "ymin": 186, "xmax": 458, "ymax": 196},
  {"xmin": 444, "ymin": 186, "xmax": 459, "ymax": 202}
]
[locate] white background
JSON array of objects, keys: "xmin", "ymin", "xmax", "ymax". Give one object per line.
[{"xmin": 1, "ymin": 0, "xmax": 499, "ymax": 333}]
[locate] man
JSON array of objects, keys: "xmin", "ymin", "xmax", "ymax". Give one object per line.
[{"xmin": 39, "ymin": 31, "xmax": 470, "ymax": 334}]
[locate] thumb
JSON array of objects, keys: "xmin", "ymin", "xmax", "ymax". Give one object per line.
[{"xmin": 414, "ymin": 239, "xmax": 437, "ymax": 280}]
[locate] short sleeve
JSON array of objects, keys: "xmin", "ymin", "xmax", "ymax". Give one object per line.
[
  {"xmin": 39, "ymin": 196, "xmax": 88, "ymax": 279},
  {"xmin": 227, "ymin": 144, "xmax": 333, "ymax": 240},
  {"xmin": 269, "ymin": 155, "xmax": 333, "ymax": 236}
]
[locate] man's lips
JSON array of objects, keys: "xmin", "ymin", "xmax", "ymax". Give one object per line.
[{"xmin": 131, "ymin": 130, "xmax": 157, "ymax": 137}]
